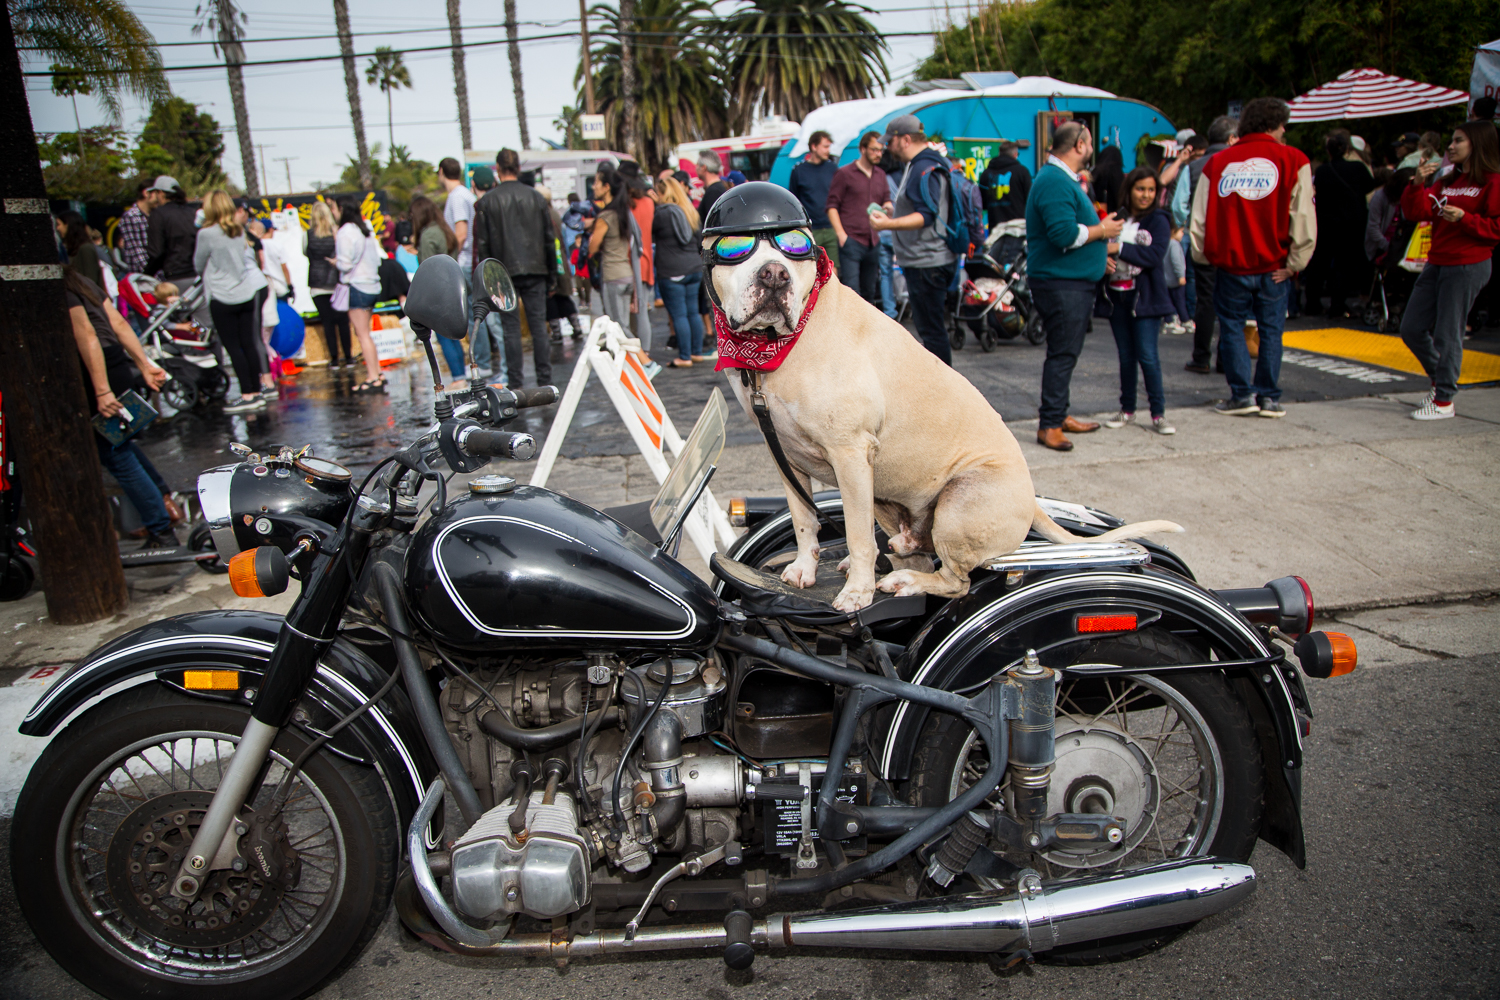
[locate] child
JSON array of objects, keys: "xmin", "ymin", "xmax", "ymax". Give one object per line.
[
  {"xmin": 151, "ymin": 281, "xmax": 197, "ymax": 336},
  {"xmin": 1162, "ymin": 226, "xmax": 1194, "ymax": 335}
]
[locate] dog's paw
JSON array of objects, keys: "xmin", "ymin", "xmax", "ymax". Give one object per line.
[
  {"xmin": 781, "ymin": 557, "xmax": 820, "ymax": 589},
  {"xmin": 837, "ymin": 554, "xmax": 852, "ymax": 575},
  {"xmin": 832, "ymin": 584, "xmax": 875, "ymax": 613},
  {"xmin": 876, "ymin": 570, "xmax": 925, "ymax": 597}
]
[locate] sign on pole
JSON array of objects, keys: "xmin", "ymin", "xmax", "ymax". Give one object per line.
[
  {"xmin": 531, "ymin": 317, "xmax": 736, "ymax": 565},
  {"xmin": 579, "ymin": 114, "xmax": 607, "ymax": 141}
]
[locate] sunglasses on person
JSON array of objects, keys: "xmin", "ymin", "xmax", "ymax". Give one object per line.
[{"xmin": 706, "ymin": 229, "xmax": 818, "ymax": 264}]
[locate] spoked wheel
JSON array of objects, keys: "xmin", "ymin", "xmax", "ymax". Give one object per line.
[
  {"xmin": 161, "ymin": 377, "xmax": 199, "ymax": 413},
  {"xmin": 10, "ymin": 685, "xmax": 395, "ymax": 1000},
  {"xmin": 949, "ymin": 316, "xmax": 966, "ymax": 351},
  {"xmin": 1023, "ymin": 308, "xmax": 1046, "ymax": 345},
  {"xmin": 906, "ymin": 630, "xmax": 1264, "ymax": 964}
]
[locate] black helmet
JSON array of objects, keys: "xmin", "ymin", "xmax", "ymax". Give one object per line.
[{"xmin": 701, "ymin": 181, "xmax": 809, "ymax": 236}]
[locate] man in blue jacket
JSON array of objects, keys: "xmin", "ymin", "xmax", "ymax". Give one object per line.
[
  {"xmin": 788, "ymin": 130, "xmax": 840, "ymax": 268},
  {"xmin": 1025, "ymin": 122, "xmax": 1123, "ymax": 451}
]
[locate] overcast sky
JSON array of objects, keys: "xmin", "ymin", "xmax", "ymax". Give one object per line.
[{"xmin": 22, "ymin": 0, "xmax": 958, "ymax": 193}]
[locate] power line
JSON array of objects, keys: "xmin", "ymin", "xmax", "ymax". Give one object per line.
[{"xmin": 15, "ymin": 17, "xmax": 585, "ymax": 50}]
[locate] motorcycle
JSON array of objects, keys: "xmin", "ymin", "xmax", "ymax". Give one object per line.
[
  {"xmin": 11, "ymin": 254, "xmax": 1358, "ymax": 999},
  {"xmin": 950, "ymin": 220, "xmax": 1045, "ymax": 352}
]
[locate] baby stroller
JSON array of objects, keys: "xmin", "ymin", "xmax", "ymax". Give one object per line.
[
  {"xmin": 1362, "ymin": 218, "xmax": 1419, "ymax": 334},
  {"xmin": 132, "ymin": 277, "xmax": 231, "ymax": 411},
  {"xmin": 950, "ymin": 219, "xmax": 1045, "ymax": 352}
]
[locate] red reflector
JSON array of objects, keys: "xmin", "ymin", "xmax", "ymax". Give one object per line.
[{"xmin": 1076, "ymin": 613, "xmax": 1138, "ymax": 633}]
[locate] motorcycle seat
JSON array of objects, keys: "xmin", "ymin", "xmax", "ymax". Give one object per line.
[{"xmin": 710, "ymin": 552, "xmax": 924, "ymax": 625}]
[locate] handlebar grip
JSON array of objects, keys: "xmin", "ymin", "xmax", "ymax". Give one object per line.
[
  {"xmin": 458, "ymin": 428, "xmax": 537, "ymax": 461},
  {"xmin": 511, "ymin": 385, "xmax": 560, "ymax": 408}
]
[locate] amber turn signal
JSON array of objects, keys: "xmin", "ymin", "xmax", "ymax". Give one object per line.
[
  {"xmin": 227, "ymin": 546, "xmax": 291, "ymax": 599},
  {"xmin": 1294, "ymin": 630, "xmax": 1358, "ymax": 678},
  {"xmin": 1325, "ymin": 631, "xmax": 1358, "ymax": 676},
  {"xmin": 728, "ymin": 497, "xmax": 747, "ymax": 527}
]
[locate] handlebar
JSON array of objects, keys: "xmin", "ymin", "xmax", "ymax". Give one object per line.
[
  {"xmin": 511, "ymin": 385, "xmax": 560, "ymax": 409},
  {"xmin": 457, "ymin": 426, "xmax": 537, "ymax": 461}
]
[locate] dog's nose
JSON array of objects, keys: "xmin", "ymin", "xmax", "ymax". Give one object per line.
[{"xmin": 756, "ymin": 261, "xmax": 790, "ymax": 290}]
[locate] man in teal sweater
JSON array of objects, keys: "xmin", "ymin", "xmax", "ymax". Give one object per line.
[{"xmin": 1025, "ymin": 122, "xmax": 1123, "ymax": 451}]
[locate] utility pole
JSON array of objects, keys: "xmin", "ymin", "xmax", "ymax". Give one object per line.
[
  {"xmin": 578, "ymin": 0, "xmax": 597, "ymax": 151},
  {"xmin": 274, "ymin": 156, "xmax": 298, "ymax": 194},
  {"xmin": 256, "ymin": 143, "xmax": 274, "ymax": 199},
  {"xmin": 0, "ymin": 14, "xmax": 128, "ymax": 623}
]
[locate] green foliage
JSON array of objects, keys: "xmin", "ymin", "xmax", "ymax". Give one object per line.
[
  {"xmin": 136, "ymin": 97, "xmax": 227, "ymax": 191},
  {"xmin": 11, "ymin": 0, "xmax": 170, "ymax": 121},
  {"xmin": 712, "ymin": 0, "xmax": 889, "ymax": 131},
  {"xmin": 324, "ymin": 143, "xmax": 436, "ymax": 213},
  {"xmin": 364, "ymin": 46, "xmax": 412, "ymax": 95},
  {"xmin": 48, "ymin": 62, "xmax": 91, "ymax": 99},
  {"xmin": 553, "ymin": 105, "xmax": 585, "ymax": 149},
  {"xmin": 579, "ymin": 0, "xmax": 728, "ymax": 169},
  {"xmin": 916, "ymin": 0, "xmax": 1500, "ymax": 153},
  {"xmin": 35, "ymin": 127, "xmax": 135, "ymax": 201}
]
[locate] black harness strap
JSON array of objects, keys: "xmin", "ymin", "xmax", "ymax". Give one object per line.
[{"xmin": 740, "ymin": 368, "xmax": 842, "ymax": 538}]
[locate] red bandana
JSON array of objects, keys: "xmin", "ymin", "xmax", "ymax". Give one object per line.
[{"xmin": 713, "ymin": 249, "xmax": 834, "ymax": 373}]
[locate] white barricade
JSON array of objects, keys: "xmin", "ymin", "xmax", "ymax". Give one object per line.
[{"xmin": 531, "ymin": 316, "xmax": 736, "ymax": 565}]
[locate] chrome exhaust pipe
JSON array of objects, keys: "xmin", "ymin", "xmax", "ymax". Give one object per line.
[{"xmin": 780, "ymin": 858, "xmax": 1255, "ymax": 953}]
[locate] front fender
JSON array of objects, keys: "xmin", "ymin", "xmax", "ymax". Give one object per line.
[
  {"xmin": 19, "ymin": 610, "xmax": 436, "ymax": 843},
  {"xmin": 875, "ymin": 566, "xmax": 1309, "ymax": 868}
]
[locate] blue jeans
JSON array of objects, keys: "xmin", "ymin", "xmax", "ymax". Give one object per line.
[
  {"xmin": 1214, "ymin": 270, "xmax": 1289, "ymax": 402},
  {"xmin": 438, "ymin": 335, "xmax": 467, "ymax": 380},
  {"xmin": 464, "ymin": 270, "xmax": 505, "ymax": 376},
  {"xmin": 1106, "ymin": 293, "xmax": 1166, "ymax": 417},
  {"xmin": 659, "ymin": 274, "xmax": 703, "ymax": 360},
  {"xmin": 1032, "ymin": 283, "xmax": 1096, "ymax": 429},
  {"xmin": 96, "ymin": 436, "xmax": 172, "ymax": 536},
  {"xmin": 879, "ymin": 234, "xmax": 897, "ymax": 317}
]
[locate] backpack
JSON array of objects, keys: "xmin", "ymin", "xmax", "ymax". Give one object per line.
[
  {"xmin": 912, "ymin": 164, "xmax": 973, "ymax": 256},
  {"xmin": 951, "ymin": 169, "xmax": 985, "ymax": 248}
]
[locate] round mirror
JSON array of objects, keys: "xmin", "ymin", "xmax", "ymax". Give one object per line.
[
  {"xmin": 229, "ymin": 442, "xmax": 252, "ymax": 457},
  {"xmin": 480, "ymin": 258, "xmax": 518, "ymax": 312},
  {"xmin": 294, "ymin": 456, "xmax": 352, "ymax": 484}
]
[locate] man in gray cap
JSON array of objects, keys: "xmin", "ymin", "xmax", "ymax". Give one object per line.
[
  {"xmin": 870, "ymin": 113, "xmax": 958, "ymax": 364},
  {"xmin": 143, "ymin": 175, "xmax": 198, "ymax": 286}
]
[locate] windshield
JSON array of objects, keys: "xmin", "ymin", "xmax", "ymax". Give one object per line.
[{"xmin": 650, "ymin": 388, "xmax": 728, "ymax": 544}]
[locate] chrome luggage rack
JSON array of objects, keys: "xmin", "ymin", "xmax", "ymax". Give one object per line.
[{"xmin": 982, "ymin": 539, "xmax": 1151, "ymax": 573}]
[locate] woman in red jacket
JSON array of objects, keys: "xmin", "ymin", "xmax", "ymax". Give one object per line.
[{"xmin": 1399, "ymin": 121, "xmax": 1500, "ymax": 420}]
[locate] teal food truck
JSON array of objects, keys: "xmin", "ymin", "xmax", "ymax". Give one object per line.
[{"xmin": 769, "ymin": 73, "xmax": 1177, "ymax": 187}]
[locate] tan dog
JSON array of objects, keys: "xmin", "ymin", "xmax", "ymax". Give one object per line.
[{"xmin": 710, "ymin": 229, "xmax": 1182, "ymax": 613}]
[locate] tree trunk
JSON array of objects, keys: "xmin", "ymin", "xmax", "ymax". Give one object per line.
[
  {"xmin": 446, "ymin": 0, "xmax": 472, "ymax": 151},
  {"xmin": 333, "ymin": 0, "xmax": 372, "ymax": 189},
  {"xmin": 0, "ymin": 14, "xmax": 129, "ymax": 624},
  {"xmin": 504, "ymin": 0, "xmax": 530, "ymax": 149},
  {"xmin": 618, "ymin": 0, "xmax": 638, "ymax": 163},
  {"xmin": 387, "ymin": 88, "xmax": 394, "ymax": 152},
  {"xmin": 218, "ymin": 21, "xmax": 258, "ymax": 197}
]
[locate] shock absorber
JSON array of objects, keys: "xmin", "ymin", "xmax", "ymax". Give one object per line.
[{"xmin": 1007, "ymin": 649, "xmax": 1057, "ymax": 837}]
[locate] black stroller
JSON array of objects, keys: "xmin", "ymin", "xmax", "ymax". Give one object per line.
[
  {"xmin": 1362, "ymin": 218, "xmax": 1419, "ymax": 333},
  {"xmin": 135, "ymin": 277, "xmax": 231, "ymax": 412},
  {"xmin": 950, "ymin": 220, "xmax": 1045, "ymax": 352}
]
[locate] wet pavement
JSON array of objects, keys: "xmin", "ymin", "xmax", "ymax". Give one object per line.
[{"xmin": 134, "ymin": 305, "xmax": 1460, "ymax": 495}]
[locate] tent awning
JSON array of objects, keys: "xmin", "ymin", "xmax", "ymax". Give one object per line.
[{"xmin": 1288, "ymin": 68, "xmax": 1468, "ymax": 122}]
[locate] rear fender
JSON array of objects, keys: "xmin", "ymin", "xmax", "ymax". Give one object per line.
[
  {"xmin": 874, "ymin": 567, "xmax": 1307, "ymax": 868},
  {"xmin": 19, "ymin": 610, "xmax": 436, "ymax": 847}
]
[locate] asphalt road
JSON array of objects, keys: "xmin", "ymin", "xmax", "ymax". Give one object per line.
[{"xmin": 3, "ymin": 645, "xmax": 1495, "ymax": 1000}]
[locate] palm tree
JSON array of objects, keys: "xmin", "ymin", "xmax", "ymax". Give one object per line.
[
  {"xmin": 333, "ymin": 0, "xmax": 372, "ymax": 189},
  {"xmin": 48, "ymin": 64, "xmax": 90, "ymax": 157},
  {"xmin": 617, "ymin": 0, "xmax": 638, "ymax": 162},
  {"xmin": 553, "ymin": 105, "xmax": 584, "ymax": 148},
  {"xmin": 579, "ymin": 0, "xmax": 726, "ymax": 169},
  {"xmin": 365, "ymin": 46, "xmax": 412, "ymax": 152},
  {"xmin": 9, "ymin": 0, "xmax": 169, "ymax": 123},
  {"xmin": 503, "ymin": 0, "xmax": 530, "ymax": 148},
  {"xmin": 714, "ymin": 0, "xmax": 889, "ymax": 132},
  {"xmin": 446, "ymin": 0, "xmax": 472, "ymax": 150},
  {"xmin": 194, "ymin": 0, "xmax": 258, "ymax": 197}
]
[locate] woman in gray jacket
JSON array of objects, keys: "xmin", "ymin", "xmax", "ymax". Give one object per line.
[{"xmin": 194, "ymin": 190, "xmax": 268, "ymax": 413}]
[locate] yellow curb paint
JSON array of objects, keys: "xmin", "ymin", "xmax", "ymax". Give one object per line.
[{"xmin": 1282, "ymin": 327, "xmax": 1500, "ymax": 385}]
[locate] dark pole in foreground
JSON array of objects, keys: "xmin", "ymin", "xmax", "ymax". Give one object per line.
[{"xmin": 0, "ymin": 15, "xmax": 129, "ymax": 624}]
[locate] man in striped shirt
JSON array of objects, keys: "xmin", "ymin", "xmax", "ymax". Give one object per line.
[{"xmin": 119, "ymin": 178, "xmax": 153, "ymax": 274}]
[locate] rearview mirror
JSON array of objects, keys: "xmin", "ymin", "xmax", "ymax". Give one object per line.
[
  {"xmin": 479, "ymin": 258, "xmax": 517, "ymax": 312},
  {"xmin": 405, "ymin": 254, "xmax": 469, "ymax": 341}
]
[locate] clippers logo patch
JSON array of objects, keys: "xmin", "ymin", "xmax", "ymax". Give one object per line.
[{"xmin": 1218, "ymin": 158, "xmax": 1280, "ymax": 201}]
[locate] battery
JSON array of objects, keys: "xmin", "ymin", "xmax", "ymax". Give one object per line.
[{"xmin": 762, "ymin": 763, "xmax": 869, "ymax": 855}]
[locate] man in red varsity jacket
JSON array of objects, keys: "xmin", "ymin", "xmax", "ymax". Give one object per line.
[{"xmin": 1190, "ymin": 97, "xmax": 1317, "ymax": 418}]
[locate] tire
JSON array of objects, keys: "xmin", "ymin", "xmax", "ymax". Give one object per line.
[
  {"xmin": 949, "ymin": 317, "xmax": 966, "ymax": 351},
  {"xmin": 190, "ymin": 522, "xmax": 227, "ymax": 574},
  {"xmin": 1022, "ymin": 307, "xmax": 1046, "ymax": 345},
  {"xmin": 162, "ymin": 377, "xmax": 199, "ymax": 412},
  {"xmin": 977, "ymin": 320, "xmax": 997, "ymax": 352},
  {"xmin": 201, "ymin": 368, "xmax": 230, "ymax": 403},
  {"xmin": 905, "ymin": 629, "xmax": 1264, "ymax": 965},
  {"xmin": 11, "ymin": 684, "xmax": 397, "ymax": 1000}
]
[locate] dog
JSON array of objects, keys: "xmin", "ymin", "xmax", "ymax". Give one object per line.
[{"xmin": 708, "ymin": 228, "xmax": 1182, "ymax": 613}]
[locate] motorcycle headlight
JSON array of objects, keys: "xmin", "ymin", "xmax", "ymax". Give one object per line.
[
  {"xmin": 197, "ymin": 465, "xmax": 240, "ymax": 561},
  {"xmin": 197, "ymin": 460, "xmax": 354, "ymax": 559}
]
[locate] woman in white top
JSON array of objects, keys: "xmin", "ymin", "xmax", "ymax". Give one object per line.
[
  {"xmin": 193, "ymin": 190, "xmax": 269, "ymax": 413},
  {"xmin": 331, "ymin": 198, "xmax": 386, "ymax": 391}
]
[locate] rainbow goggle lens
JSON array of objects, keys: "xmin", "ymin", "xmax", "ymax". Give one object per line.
[{"xmin": 707, "ymin": 229, "xmax": 818, "ymax": 265}]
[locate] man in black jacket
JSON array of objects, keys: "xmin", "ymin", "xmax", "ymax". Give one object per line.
[
  {"xmin": 142, "ymin": 176, "xmax": 196, "ymax": 284},
  {"xmin": 978, "ymin": 142, "xmax": 1032, "ymax": 227},
  {"xmin": 473, "ymin": 148, "xmax": 557, "ymax": 387},
  {"xmin": 1181, "ymin": 115, "xmax": 1237, "ymax": 373}
]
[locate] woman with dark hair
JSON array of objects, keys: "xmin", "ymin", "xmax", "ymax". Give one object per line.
[
  {"xmin": 408, "ymin": 194, "xmax": 466, "ymax": 383},
  {"xmin": 1306, "ymin": 128, "xmax": 1376, "ymax": 317},
  {"xmin": 56, "ymin": 211, "xmax": 102, "ymax": 288},
  {"xmin": 331, "ymin": 198, "xmax": 385, "ymax": 391},
  {"xmin": 1399, "ymin": 121, "xmax": 1500, "ymax": 419},
  {"xmin": 1090, "ymin": 145, "xmax": 1125, "ymax": 216},
  {"xmin": 588, "ymin": 169, "xmax": 652, "ymax": 366},
  {"xmin": 1102, "ymin": 167, "xmax": 1176, "ymax": 435}
]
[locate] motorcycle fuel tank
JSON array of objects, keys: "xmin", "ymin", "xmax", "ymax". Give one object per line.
[{"xmin": 405, "ymin": 485, "xmax": 721, "ymax": 651}]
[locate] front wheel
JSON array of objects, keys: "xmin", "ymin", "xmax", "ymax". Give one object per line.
[
  {"xmin": 1022, "ymin": 306, "xmax": 1046, "ymax": 345},
  {"xmin": 905, "ymin": 630, "xmax": 1264, "ymax": 964},
  {"xmin": 11, "ymin": 684, "xmax": 396, "ymax": 1000},
  {"xmin": 949, "ymin": 316, "xmax": 966, "ymax": 351}
]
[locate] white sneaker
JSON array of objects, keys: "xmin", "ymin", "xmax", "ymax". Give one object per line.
[
  {"xmin": 1183, "ymin": 319, "xmax": 1196, "ymax": 335},
  {"xmin": 1104, "ymin": 410, "xmax": 1135, "ymax": 429},
  {"xmin": 1411, "ymin": 399, "xmax": 1455, "ymax": 420},
  {"xmin": 1162, "ymin": 319, "xmax": 1183, "ymax": 336},
  {"xmin": 1151, "ymin": 416, "xmax": 1176, "ymax": 435}
]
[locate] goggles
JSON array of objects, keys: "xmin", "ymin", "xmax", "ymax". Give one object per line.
[{"xmin": 706, "ymin": 229, "xmax": 818, "ymax": 265}]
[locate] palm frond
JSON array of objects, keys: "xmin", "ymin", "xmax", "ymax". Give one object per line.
[{"xmin": 11, "ymin": 0, "xmax": 170, "ymax": 121}]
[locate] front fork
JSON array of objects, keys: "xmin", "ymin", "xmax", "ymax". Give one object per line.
[{"xmin": 170, "ymin": 523, "xmax": 374, "ymax": 901}]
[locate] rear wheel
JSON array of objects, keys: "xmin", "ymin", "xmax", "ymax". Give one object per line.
[
  {"xmin": 949, "ymin": 317, "xmax": 966, "ymax": 351},
  {"xmin": 906, "ymin": 630, "xmax": 1264, "ymax": 964},
  {"xmin": 11, "ymin": 684, "xmax": 396, "ymax": 1000},
  {"xmin": 161, "ymin": 377, "xmax": 198, "ymax": 413},
  {"xmin": 1023, "ymin": 308, "xmax": 1046, "ymax": 345},
  {"xmin": 976, "ymin": 319, "xmax": 997, "ymax": 352}
]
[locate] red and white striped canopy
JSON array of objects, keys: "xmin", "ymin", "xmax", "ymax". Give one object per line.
[{"xmin": 1287, "ymin": 68, "xmax": 1469, "ymax": 122}]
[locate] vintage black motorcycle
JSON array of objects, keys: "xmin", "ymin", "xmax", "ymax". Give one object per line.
[{"xmin": 11, "ymin": 255, "xmax": 1357, "ymax": 999}]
